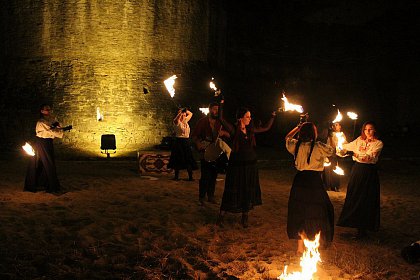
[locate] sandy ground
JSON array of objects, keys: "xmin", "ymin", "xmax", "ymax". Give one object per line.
[{"xmin": 0, "ymin": 158, "xmax": 419, "ymax": 280}]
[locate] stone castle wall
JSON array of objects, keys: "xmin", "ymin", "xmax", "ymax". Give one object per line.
[{"xmin": 1, "ymin": 0, "xmax": 212, "ymax": 158}]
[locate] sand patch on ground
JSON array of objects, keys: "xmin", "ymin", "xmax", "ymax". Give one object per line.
[{"xmin": 0, "ymin": 159, "xmax": 419, "ymax": 279}]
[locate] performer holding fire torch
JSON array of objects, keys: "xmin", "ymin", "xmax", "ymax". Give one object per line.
[
  {"xmin": 24, "ymin": 104, "xmax": 71, "ymax": 194},
  {"xmin": 216, "ymin": 100, "xmax": 276, "ymax": 228},
  {"xmin": 285, "ymin": 122, "xmax": 335, "ymax": 254},
  {"xmin": 168, "ymin": 108, "xmax": 197, "ymax": 181},
  {"xmin": 337, "ymin": 121, "xmax": 383, "ymax": 239},
  {"xmin": 192, "ymin": 102, "xmax": 228, "ymax": 205},
  {"xmin": 322, "ymin": 122, "xmax": 347, "ymax": 192}
]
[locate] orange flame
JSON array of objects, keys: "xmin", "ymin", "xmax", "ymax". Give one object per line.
[
  {"xmin": 22, "ymin": 142, "xmax": 35, "ymax": 156},
  {"xmin": 209, "ymin": 77, "xmax": 218, "ymax": 92},
  {"xmin": 164, "ymin": 75, "xmax": 177, "ymax": 98},
  {"xmin": 347, "ymin": 112, "xmax": 358, "ymax": 120},
  {"xmin": 199, "ymin": 108, "xmax": 209, "ymax": 115},
  {"xmin": 332, "ymin": 109, "xmax": 343, "ymax": 123},
  {"xmin": 335, "ymin": 132, "xmax": 345, "ymax": 151},
  {"xmin": 333, "ymin": 165, "xmax": 344, "ymax": 175},
  {"xmin": 278, "ymin": 232, "xmax": 322, "ymax": 280},
  {"xmin": 96, "ymin": 107, "xmax": 103, "ymax": 121},
  {"xmin": 281, "ymin": 94, "xmax": 304, "ymax": 113}
]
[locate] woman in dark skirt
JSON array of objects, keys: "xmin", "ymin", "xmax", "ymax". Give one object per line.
[
  {"xmin": 337, "ymin": 121, "xmax": 383, "ymax": 239},
  {"xmin": 285, "ymin": 122, "xmax": 335, "ymax": 253},
  {"xmin": 168, "ymin": 108, "xmax": 197, "ymax": 181},
  {"xmin": 217, "ymin": 101, "xmax": 275, "ymax": 228}
]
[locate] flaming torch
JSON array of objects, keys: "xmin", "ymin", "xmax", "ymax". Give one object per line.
[
  {"xmin": 209, "ymin": 77, "xmax": 222, "ymax": 98},
  {"xmin": 164, "ymin": 75, "xmax": 177, "ymax": 98},
  {"xmin": 278, "ymin": 232, "xmax": 322, "ymax": 280},
  {"xmin": 333, "ymin": 164, "xmax": 345, "ymax": 176},
  {"xmin": 332, "ymin": 109, "xmax": 343, "ymax": 123},
  {"xmin": 96, "ymin": 107, "xmax": 104, "ymax": 121},
  {"xmin": 22, "ymin": 142, "xmax": 35, "ymax": 156},
  {"xmin": 209, "ymin": 77, "xmax": 218, "ymax": 92},
  {"xmin": 281, "ymin": 94, "xmax": 304, "ymax": 113},
  {"xmin": 335, "ymin": 132, "xmax": 346, "ymax": 152},
  {"xmin": 199, "ymin": 108, "xmax": 209, "ymax": 115},
  {"xmin": 347, "ymin": 111, "xmax": 358, "ymax": 140}
]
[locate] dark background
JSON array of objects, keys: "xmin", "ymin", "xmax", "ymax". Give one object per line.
[{"xmin": 211, "ymin": 0, "xmax": 420, "ymax": 158}]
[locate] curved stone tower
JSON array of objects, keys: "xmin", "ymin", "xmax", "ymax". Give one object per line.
[{"xmin": 1, "ymin": 0, "xmax": 217, "ymax": 157}]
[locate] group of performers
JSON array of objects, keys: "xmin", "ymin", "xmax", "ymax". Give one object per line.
[
  {"xmin": 168, "ymin": 98, "xmax": 383, "ymax": 252},
  {"xmin": 25, "ymin": 100, "xmax": 383, "ymax": 254},
  {"xmin": 285, "ymin": 120, "xmax": 383, "ymax": 251}
]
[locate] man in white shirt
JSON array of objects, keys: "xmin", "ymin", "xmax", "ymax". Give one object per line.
[{"xmin": 24, "ymin": 104, "xmax": 69, "ymax": 194}]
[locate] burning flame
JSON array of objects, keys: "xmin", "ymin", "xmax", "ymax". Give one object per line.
[
  {"xmin": 347, "ymin": 112, "xmax": 358, "ymax": 120},
  {"xmin": 332, "ymin": 109, "xmax": 343, "ymax": 123},
  {"xmin": 22, "ymin": 142, "xmax": 35, "ymax": 156},
  {"xmin": 281, "ymin": 94, "xmax": 304, "ymax": 113},
  {"xmin": 209, "ymin": 77, "xmax": 217, "ymax": 92},
  {"xmin": 335, "ymin": 132, "xmax": 345, "ymax": 151},
  {"xmin": 164, "ymin": 75, "xmax": 177, "ymax": 98},
  {"xmin": 96, "ymin": 107, "xmax": 103, "ymax": 121},
  {"xmin": 278, "ymin": 232, "xmax": 321, "ymax": 280},
  {"xmin": 199, "ymin": 108, "xmax": 209, "ymax": 115},
  {"xmin": 333, "ymin": 165, "xmax": 344, "ymax": 175}
]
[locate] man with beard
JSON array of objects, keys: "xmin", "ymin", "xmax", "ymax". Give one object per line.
[{"xmin": 192, "ymin": 102, "xmax": 229, "ymax": 206}]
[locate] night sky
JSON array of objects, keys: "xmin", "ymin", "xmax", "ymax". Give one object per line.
[{"xmin": 217, "ymin": 0, "xmax": 419, "ymax": 137}]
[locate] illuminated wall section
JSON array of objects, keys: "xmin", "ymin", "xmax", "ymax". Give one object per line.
[{"xmin": 4, "ymin": 0, "xmax": 210, "ymax": 157}]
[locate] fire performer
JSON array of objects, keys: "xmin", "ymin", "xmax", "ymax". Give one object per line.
[
  {"xmin": 322, "ymin": 122, "xmax": 347, "ymax": 192},
  {"xmin": 168, "ymin": 108, "xmax": 197, "ymax": 181},
  {"xmin": 216, "ymin": 100, "xmax": 276, "ymax": 228},
  {"xmin": 285, "ymin": 122, "xmax": 335, "ymax": 253},
  {"xmin": 24, "ymin": 104, "xmax": 71, "ymax": 194},
  {"xmin": 337, "ymin": 121, "xmax": 383, "ymax": 239},
  {"xmin": 192, "ymin": 102, "xmax": 228, "ymax": 205}
]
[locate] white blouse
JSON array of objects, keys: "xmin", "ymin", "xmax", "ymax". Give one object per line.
[
  {"xmin": 342, "ymin": 136, "xmax": 383, "ymax": 164},
  {"xmin": 173, "ymin": 120, "xmax": 190, "ymax": 138},
  {"xmin": 36, "ymin": 118, "xmax": 64, "ymax": 139},
  {"xmin": 286, "ymin": 138, "xmax": 335, "ymax": 171}
]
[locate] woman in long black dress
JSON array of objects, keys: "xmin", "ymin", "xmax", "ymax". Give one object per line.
[
  {"xmin": 217, "ymin": 101, "xmax": 275, "ymax": 228},
  {"xmin": 285, "ymin": 122, "xmax": 335, "ymax": 253},
  {"xmin": 168, "ymin": 108, "xmax": 197, "ymax": 181},
  {"xmin": 337, "ymin": 121, "xmax": 383, "ymax": 239}
]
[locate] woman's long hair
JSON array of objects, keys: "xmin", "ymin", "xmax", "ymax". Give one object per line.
[
  {"xmin": 360, "ymin": 121, "xmax": 378, "ymax": 140},
  {"xmin": 294, "ymin": 122, "xmax": 317, "ymax": 164},
  {"xmin": 232, "ymin": 107, "xmax": 256, "ymax": 152}
]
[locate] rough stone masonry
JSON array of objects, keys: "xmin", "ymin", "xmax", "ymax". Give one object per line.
[{"xmin": 1, "ymin": 0, "xmax": 215, "ymax": 157}]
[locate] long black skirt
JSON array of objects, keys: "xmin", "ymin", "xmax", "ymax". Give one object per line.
[
  {"xmin": 337, "ymin": 162, "xmax": 380, "ymax": 231},
  {"xmin": 220, "ymin": 151, "xmax": 261, "ymax": 213},
  {"xmin": 24, "ymin": 137, "xmax": 61, "ymax": 193},
  {"xmin": 168, "ymin": 137, "xmax": 197, "ymax": 170},
  {"xmin": 287, "ymin": 171, "xmax": 334, "ymax": 242}
]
